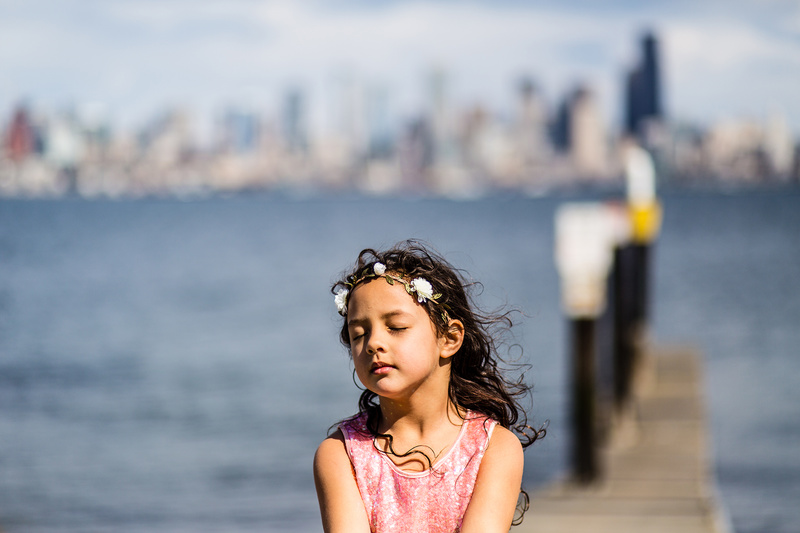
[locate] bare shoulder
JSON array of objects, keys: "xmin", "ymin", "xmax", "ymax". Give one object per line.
[
  {"xmin": 486, "ymin": 424, "xmax": 524, "ymax": 463},
  {"xmin": 314, "ymin": 429, "xmax": 370, "ymax": 533},
  {"xmin": 460, "ymin": 425, "xmax": 524, "ymax": 532},
  {"xmin": 314, "ymin": 429, "xmax": 348, "ymax": 471}
]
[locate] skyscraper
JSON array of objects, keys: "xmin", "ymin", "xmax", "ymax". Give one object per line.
[
  {"xmin": 625, "ymin": 31, "xmax": 663, "ymax": 139},
  {"xmin": 641, "ymin": 33, "xmax": 662, "ymax": 120},
  {"xmin": 428, "ymin": 66, "xmax": 451, "ymax": 162},
  {"xmin": 283, "ymin": 88, "xmax": 307, "ymax": 153},
  {"xmin": 223, "ymin": 107, "xmax": 260, "ymax": 154},
  {"xmin": 515, "ymin": 77, "xmax": 550, "ymax": 164},
  {"xmin": 570, "ymin": 86, "xmax": 607, "ymax": 176}
]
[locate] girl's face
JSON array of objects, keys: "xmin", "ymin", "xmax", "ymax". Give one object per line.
[{"xmin": 346, "ymin": 278, "xmax": 457, "ymax": 402}]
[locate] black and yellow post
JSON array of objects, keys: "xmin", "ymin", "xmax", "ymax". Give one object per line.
[{"xmin": 614, "ymin": 145, "xmax": 662, "ymax": 409}]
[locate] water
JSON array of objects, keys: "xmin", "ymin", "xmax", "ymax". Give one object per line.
[
  {"xmin": 0, "ymin": 188, "xmax": 797, "ymax": 533},
  {"xmin": 653, "ymin": 189, "xmax": 800, "ymax": 533}
]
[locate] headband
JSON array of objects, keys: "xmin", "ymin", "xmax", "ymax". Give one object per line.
[{"xmin": 334, "ymin": 262, "xmax": 441, "ymax": 316}]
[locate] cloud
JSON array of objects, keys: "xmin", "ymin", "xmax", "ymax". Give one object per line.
[
  {"xmin": 665, "ymin": 18, "xmax": 800, "ymax": 128},
  {"xmin": 0, "ymin": 0, "xmax": 797, "ymax": 135}
]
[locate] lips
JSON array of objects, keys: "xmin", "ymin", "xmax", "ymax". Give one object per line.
[{"xmin": 370, "ymin": 362, "xmax": 394, "ymax": 375}]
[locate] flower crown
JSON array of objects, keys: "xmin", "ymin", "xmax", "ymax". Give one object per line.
[{"xmin": 334, "ymin": 262, "xmax": 442, "ymax": 316}]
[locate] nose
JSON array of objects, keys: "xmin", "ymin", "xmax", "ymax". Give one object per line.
[{"xmin": 365, "ymin": 331, "xmax": 386, "ymax": 355}]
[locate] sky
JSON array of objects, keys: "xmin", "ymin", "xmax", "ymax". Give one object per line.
[{"xmin": 1, "ymin": 0, "xmax": 798, "ymax": 138}]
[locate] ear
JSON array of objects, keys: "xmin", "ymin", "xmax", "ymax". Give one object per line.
[{"xmin": 439, "ymin": 319, "xmax": 464, "ymax": 359}]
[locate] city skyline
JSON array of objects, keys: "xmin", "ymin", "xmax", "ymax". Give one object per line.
[
  {"xmin": 2, "ymin": 0, "xmax": 799, "ymax": 139},
  {"xmin": 2, "ymin": 15, "xmax": 797, "ymax": 200}
]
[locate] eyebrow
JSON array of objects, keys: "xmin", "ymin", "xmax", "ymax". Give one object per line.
[{"xmin": 347, "ymin": 310, "xmax": 413, "ymax": 327}]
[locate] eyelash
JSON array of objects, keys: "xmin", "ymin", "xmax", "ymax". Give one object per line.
[{"xmin": 351, "ymin": 326, "xmax": 406, "ymax": 341}]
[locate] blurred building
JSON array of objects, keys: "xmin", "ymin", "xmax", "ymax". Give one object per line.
[
  {"xmin": 514, "ymin": 78, "xmax": 552, "ymax": 184},
  {"xmin": 457, "ymin": 105, "xmax": 505, "ymax": 193},
  {"xmin": 427, "ymin": 65, "xmax": 467, "ymax": 197},
  {"xmin": 397, "ymin": 117, "xmax": 434, "ymax": 193},
  {"xmin": 1, "ymin": 24, "xmax": 797, "ymax": 199},
  {"xmin": 704, "ymin": 119, "xmax": 766, "ymax": 181},
  {"xmin": 0, "ymin": 105, "xmax": 68, "ymax": 197},
  {"xmin": 222, "ymin": 107, "xmax": 261, "ymax": 154},
  {"xmin": 140, "ymin": 109, "xmax": 193, "ymax": 166},
  {"xmin": 625, "ymin": 31, "xmax": 663, "ymax": 145},
  {"xmin": 283, "ymin": 88, "xmax": 308, "ymax": 154},
  {"xmin": 4, "ymin": 105, "xmax": 37, "ymax": 162},
  {"xmin": 429, "ymin": 66, "xmax": 451, "ymax": 163},
  {"xmin": 763, "ymin": 112, "xmax": 795, "ymax": 178},
  {"xmin": 703, "ymin": 114, "xmax": 796, "ymax": 183},
  {"xmin": 365, "ymin": 84, "xmax": 393, "ymax": 160},
  {"xmin": 570, "ymin": 86, "xmax": 609, "ymax": 178},
  {"xmin": 669, "ymin": 122, "xmax": 707, "ymax": 182},
  {"xmin": 43, "ymin": 113, "xmax": 84, "ymax": 169},
  {"xmin": 338, "ymin": 73, "xmax": 367, "ymax": 159},
  {"xmin": 550, "ymin": 85, "xmax": 609, "ymax": 180},
  {"xmin": 360, "ymin": 84, "xmax": 401, "ymax": 194}
]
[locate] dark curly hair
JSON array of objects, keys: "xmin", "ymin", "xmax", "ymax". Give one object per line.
[
  {"xmin": 331, "ymin": 240, "xmax": 546, "ymax": 524},
  {"xmin": 332, "ymin": 241, "xmax": 545, "ymax": 524},
  {"xmin": 332, "ymin": 239, "xmax": 545, "ymax": 441}
]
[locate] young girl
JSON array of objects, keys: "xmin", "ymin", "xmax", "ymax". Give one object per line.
[{"xmin": 314, "ymin": 241, "xmax": 543, "ymax": 533}]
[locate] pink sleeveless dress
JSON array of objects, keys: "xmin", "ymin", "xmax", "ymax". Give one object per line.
[{"xmin": 340, "ymin": 411, "xmax": 496, "ymax": 533}]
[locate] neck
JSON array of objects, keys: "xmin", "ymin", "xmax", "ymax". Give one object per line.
[
  {"xmin": 377, "ymin": 390, "xmax": 463, "ymax": 439},
  {"xmin": 373, "ymin": 389, "xmax": 466, "ymax": 471}
]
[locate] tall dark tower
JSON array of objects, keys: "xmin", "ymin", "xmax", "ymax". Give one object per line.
[
  {"xmin": 625, "ymin": 31, "xmax": 663, "ymax": 138},
  {"xmin": 625, "ymin": 67, "xmax": 643, "ymax": 136},
  {"xmin": 641, "ymin": 33, "xmax": 661, "ymax": 120}
]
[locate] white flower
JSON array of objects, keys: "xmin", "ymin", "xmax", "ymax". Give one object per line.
[
  {"xmin": 410, "ymin": 278, "xmax": 434, "ymax": 303},
  {"xmin": 334, "ymin": 287, "xmax": 349, "ymax": 315},
  {"xmin": 374, "ymin": 262, "xmax": 386, "ymax": 276}
]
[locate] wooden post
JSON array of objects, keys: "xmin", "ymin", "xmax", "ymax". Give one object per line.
[
  {"xmin": 571, "ymin": 317, "xmax": 598, "ymax": 482},
  {"xmin": 555, "ymin": 203, "xmax": 615, "ymax": 484},
  {"xmin": 622, "ymin": 144, "xmax": 662, "ymax": 404},
  {"xmin": 612, "ymin": 245, "xmax": 636, "ymax": 408},
  {"xmin": 632, "ymin": 243, "xmax": 650, "ymax": 324}
]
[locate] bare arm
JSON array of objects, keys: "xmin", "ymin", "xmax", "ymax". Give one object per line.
[
  {"xmin": 313, "ymin": 430, "xmax": 371, "ymax": 533},
  {"xmin": 460, "ymin": 426, "xmax": 525, "ymax": 533}
]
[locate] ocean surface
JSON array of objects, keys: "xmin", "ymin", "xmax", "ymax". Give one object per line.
[{"xmin": 0, "ymin": 187, "xmax": 797, "ymax": 533}]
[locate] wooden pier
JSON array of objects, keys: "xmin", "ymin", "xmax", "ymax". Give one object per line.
[{"xmin": 517, "ymin": 345, "xmax": 732, "ymax": 533}]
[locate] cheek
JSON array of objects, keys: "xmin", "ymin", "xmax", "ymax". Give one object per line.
[
  {"xmin": 349, "ymin": 338, "xmax": 363, "ymax": 355},
  {"xmin": 349, "ymin": 343, "xmax": 367, "ymax": 365},
  {"xmin": 351, "ymin": 354, "xmax": 372, "ymax": 386}
]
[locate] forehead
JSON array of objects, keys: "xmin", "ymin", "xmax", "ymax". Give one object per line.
[{"xmin": 347, "ymin": 278, "xmax": 422, "ymax": 316}]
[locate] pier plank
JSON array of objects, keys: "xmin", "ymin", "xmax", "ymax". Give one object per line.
[{"xmin": 516, "ymin": 346, "xmax": 730, "ymax": 533}]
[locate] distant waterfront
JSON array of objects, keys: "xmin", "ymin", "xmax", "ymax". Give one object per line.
[{"xmin": 0, "ymin": 185, "xmax": 797, "ymax": 532}]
